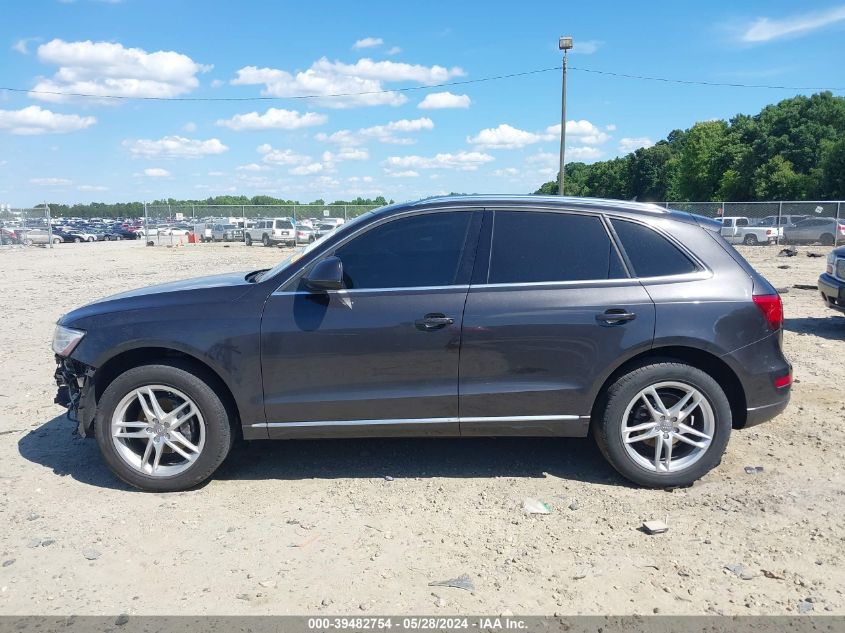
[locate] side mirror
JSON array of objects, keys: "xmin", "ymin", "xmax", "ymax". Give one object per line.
[{"xmin": 304, "ymin": 256, "xmax": 344, "ymax": 291}]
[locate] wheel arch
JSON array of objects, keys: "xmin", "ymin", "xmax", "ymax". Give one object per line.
[
  {"xmin": 92, "ymin": 346, "xmax": 242, "ymax": 436},
  {"xmin": 590, "ymin": 345, "xmax": 747, "ymax": 429}
]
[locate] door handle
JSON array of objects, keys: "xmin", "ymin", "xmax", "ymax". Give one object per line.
[
  {"xmin": 415, "ymin": 313, "xmax": 455, "ymax": 330},
  {"xmin": 596, "ymin": 309, "xmax": 636, "ymax": 324}
]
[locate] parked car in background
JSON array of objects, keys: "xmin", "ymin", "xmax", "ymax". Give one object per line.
[
  {"xmin": 211, "ymin": 223, "xmax": 244, "ymax": 242},
  {"xmin": 102, "ymin": 227, "xmax": 139, "ymax": 240},
  {"xmin": 719, "ymin": 216, "xmax": 778, "ymax": 245},
  {"xmin": 313, "ymin": 222, "xmax": 338, "ymax": 239},
  {"xmin": 819, "ymin": 246, "xmax": 845, "ymax": 314},
  {"xmin": 53, "ymin": 195, "xmax": 791, "ymax": 492},
  {"xmin": 818, "ymin": 246, "xmax": 845, "ymax": 314},
  {"xmin": 244, "ymin": 218, "xmax": 295, "ymax": 247},
  {"xmin": 295, "ymin": 226, "xmax": 316, "ymax": 244},
  {"xmin": 20, "ymin": 228, "xmax": 63, "ymax": 245},
  {"xmin": 754, "ymin": 215, "xmax": 807, "ymax": 231},
  {"xmin": 1, "ymin": 227, "xmax": 20, "ymax": 244},
  {"xmin": 783, "ymin": 217, "xmax": 845, "ymax": 245}
]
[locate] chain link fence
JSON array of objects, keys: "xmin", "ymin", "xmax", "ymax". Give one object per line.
[{"xmin": 0, "ymin": 206, "xmax": 57, "ymax": 247}]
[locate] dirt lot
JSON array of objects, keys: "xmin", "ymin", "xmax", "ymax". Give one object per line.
[{"xmin": 0, "ymin": 240, "xmax": 843, "ymax": 616}]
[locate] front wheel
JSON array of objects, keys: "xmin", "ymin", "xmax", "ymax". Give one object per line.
[
  {"xmin": 244, "ymin": 234, "xmax": 252, "ymax": 246},
  {"xmin": 262, "ymin": 234, "xmax": 271, "ymax": 247},
  {"xmin": 94, "ymin": 362, "xmax": 233, "ymax": 492},
  {"xmin": 743, "ymin": 234, "xmax": 758, "ymax": 246},
  {"xmin": 820, "ymin": 233, "xmax": 835, "ymax": 246},
  {"xmin": 87, "ymin": 236, "xmax": 95, "ymax": 242},
  {"xmin": 52, "ymin": 237, "xmax": 62, "ymax": 245},
  {"xmin": 593, "ymin": 362, "xmax": 732, "ymax": 488},
  {"xmin": 74, "ymin": 237, "xmax": 82, "ymax": 243}
]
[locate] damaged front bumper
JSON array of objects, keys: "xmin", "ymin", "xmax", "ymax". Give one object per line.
[{"xmin": 54, "ymin": 355, "xmax": 97, "ymax": 437}]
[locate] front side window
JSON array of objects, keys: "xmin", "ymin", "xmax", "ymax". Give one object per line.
[
  {"xmin": 333, "ymin": 212, "xmax": 473, "ymax": 289},
  {"xmin": 611, "ymin": 219, "xmax": 698, "ymax": 278},
  {"xmin": 488, "ymin": 211, "xmax": 626, "ymax": 284}
]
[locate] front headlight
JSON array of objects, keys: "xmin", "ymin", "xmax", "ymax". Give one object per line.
[
  {"xmin": 827, "ymin": 253, "xmax": 835, "ymax": 275},
  {"xmin": 52, "ymin": 324, "xmax": 85, "ymax": 356}
]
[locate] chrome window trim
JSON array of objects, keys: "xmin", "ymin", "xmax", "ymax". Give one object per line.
[
  {"xmin": 252, "ymin": 414, "xmax": 581, "ymax": 429},
  {"xmin": 272, "ymin": 284, "xmax": 470, "ymax": 297}
]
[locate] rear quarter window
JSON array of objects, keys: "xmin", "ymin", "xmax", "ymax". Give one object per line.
[{"xmin": 611, "ymin": 219, "xmax": 698, "ymax": 278}]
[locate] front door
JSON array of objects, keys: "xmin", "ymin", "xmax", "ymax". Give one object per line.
[
  {"xmin": 260, "ymin": 210, "xmax": 481, "ymax": 438},
  {"xmin": 459, "ymin": 210, "xmax": 656, "ymax": 436}
]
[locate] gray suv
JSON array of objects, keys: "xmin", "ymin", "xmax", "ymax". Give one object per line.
[{"xmin": 53, "ymin": 196, "xmax": 791, "ymax": 491}]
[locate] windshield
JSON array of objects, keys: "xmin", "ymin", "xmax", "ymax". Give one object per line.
[{"xmin": 255, "ymin": 209, "xmax": 380, "ymax": 282}]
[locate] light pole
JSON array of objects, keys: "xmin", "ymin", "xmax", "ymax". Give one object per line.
[{"xmin": 558, "ymin": 36, "xmax": 573, "ymax": 196}]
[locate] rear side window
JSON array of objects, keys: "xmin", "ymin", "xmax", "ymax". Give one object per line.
[
  {"xmin": 489, "ymin": 211, "xmax": 626, "ymax": 284},
  {"xmin": 275, "ymin": 220, "xmax": 293, "ymax": 229},
  {"xmin": 611, "ymin": 219, "xmax": 698, "ymax": 278}
]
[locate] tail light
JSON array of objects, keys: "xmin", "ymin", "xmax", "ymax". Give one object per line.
[
  {"xmin": 838, "ymin": 223, "xmax": 845, "ymax": 235},
  {"xmin": 774, "ymin": 371, "xmax": 792, "ymax": 389},
  {"xmin": 753, "ymin": 293, "xmax": 784, "ymax": 331}
]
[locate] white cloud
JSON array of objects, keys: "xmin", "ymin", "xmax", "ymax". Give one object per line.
[
  {"xmin": 418, "ymin": 91, "xmax": 471, "ymax": 109},
  {"xmin": 0, "ymin": 105, "xmax": 96, "ymax": 135},
  {"xmin": 385, "ymin": 170, "xmax": 420, "ymax": 178},
  {"xmin": 739, "ymin": 5, "xmax": 845, "ymax": 43},
  {"xmin": 123, "ymin": 135, "xmax": 228, "ymax": 158},
  {"xmin": 605, "ymin": 124, "xmax": 617, "ymax": 131},
  {"xmin": 77, "ymin": 184, "xmax": 108, "ymax": 191},
  {"xmin": 290, "ymin": 162, "xmax": 323, "ymax": 175},
  {"xmin": 566, "ymin": 146, "xmax": 603, "ymax": 161},
  {"xmin": 231, "ymin": 57, "xmax": 464, "ymax": 108},
  {"xmin": 257, "ymin": 144, "xmax": 311, "ymax": 166},
  {"xmin": 236, "ymin": 163, "xmax": 268, "ymax": 171},
  {"xmin": 182, "ymin": 121, "xmax": 197, "ymax": 132},
  {"xmin": 386, "ymin": 46, "xmax": 402, "ymax": 55},
  {"xmin": 322, "ymin": 148, "xmax": 369, "ymax": 162},
  {"xmin": 493, "ymin": 167, "xmax": 520, "ymax": 177},
  {"xmin": 618, "ymin": 137, "xmax": 655, "ymax": 153},
  {"xmin": 12, "ymin": 37, "xmax": 40, "ymax": 55},
  {"xmin": 526, "ymin": 151, "xmax": 558, "ymax": 166},
  {"xmin": 30, "ymin": 177, "xmax": 72, "ymax": 186},
  {"xmin": 317, "ymin": 117, "xmax": 434, "ymax": 146},
  {"xmin": 385, "ymin": 151, "xmax": 494, "ymax": 171},
  {"xmin": 216, "ymin": 107, "xmax": 327, "ymax": 131},
  {"xmin": 353, "ymin": 37, "xmax": 383, "ymax": 49},
  {"xmin": 468, "ymin": 123, "xmax": 543, "ymax": 149},
  {"xmin": 545, "ymin": 120, "xmax": 612, "ymax": 145},
  {"xmin": 143, "ymin": 167, "xmax": 171, "ymax": 177},
  {"xmin": 572, "ymin": 39, "xmax": 602, "ymax": 55},
  {"xmin": 210, "ymin": 79, "xmax": 224, "ymax": 88},
  {"xmin": 30, "ymin": 39, "xmax": 211, "ymax": 102}
]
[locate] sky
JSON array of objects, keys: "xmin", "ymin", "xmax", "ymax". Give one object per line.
[{"xmin": 2, "ymin": 0, "xmax": 845, "ymax": 207}]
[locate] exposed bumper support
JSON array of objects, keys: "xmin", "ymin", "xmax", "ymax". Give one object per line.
[{"xmin": 54, "ymin": 355, "xmax": 97, "ymax": 437}]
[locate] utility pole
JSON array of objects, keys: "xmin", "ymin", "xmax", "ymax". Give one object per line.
[{"xmin": 558, "ymin": 36, "xmax": 573, "ymax": 196}]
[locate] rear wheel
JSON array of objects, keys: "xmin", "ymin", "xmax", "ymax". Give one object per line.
[
  {"xmin": 74, "ymin": 237, "xmax": 82, "ymax": 243},
  {"xmin": 743, "ymin": 234, "xmax": 758, "ymax": 246},
  {"xmin": 87, "ymin": 236, "xmax": 95, "ymax": 242},
  {"xmin": 245, "ymin": 234, "xmax": 252, "ymax": 246},
  {"xmin": 262, "ymin": 234, "xmax": 271, "ymax": 247},
  {"xmin": 593, "ymin": 362, "xmax": 732, "ymax": 488},
  {"xmin": 95, "ymin": 362, "xmax": 233, "ymax": 492},
  {"xmin": 820, "ymin": 233, "xmax": 835, "ymax": 246},
  {"xmin": 52, "ymin": 237, "xmax": 62, "ymax": 245}
]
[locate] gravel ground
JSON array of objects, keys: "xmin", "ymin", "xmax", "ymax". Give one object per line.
[{"xmin": 0, "ymin": 240, "xmax": 843, "ymax": 616}]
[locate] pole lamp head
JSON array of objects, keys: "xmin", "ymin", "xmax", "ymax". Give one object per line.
[{"xmin": 559, "ymin": 36, "xmax": 573, "ymax": 51}]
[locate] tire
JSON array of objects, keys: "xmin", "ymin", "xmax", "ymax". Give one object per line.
[
  {"xmin": 820, "ymin": 233, "xmax": 835, "ymax": 246},
  {"xmin": 743, "ymin": 234, "xmax": 758, "ymax": 246},
  {"xmin": 52, "ymin": 237, "xmax": 62, "ymax": 245},
  {"xmin": 94, "ymin": 361, "xmax": 233, "ymax": 492},
  {"xmin": 23, "ymin": 238, "xmax": 33, "ymax": 246},
  {"xmin": 245, "ymin": 234, "xmax": 252, "ymax": 246},
  {"xmin": 87, "ymin": 236, "xmax": 95, "ymax": 242},
  {"xmin": 593, "ymin": 362, "xmax": 732, "ymax": 488},
  {"xmin": 262, "ymin": 234, "xmax": 271, "ymax": 247},
  {"xmin": 115, "ymin": 235, "xmax": 122, "ymax": 241},
  {"xmin": 74, "ymin": 237, "xmax": 82, "ymax": 243},
  {"xmin": 104, "ymin": 235, "xmax": 111, "ymax": 241}
]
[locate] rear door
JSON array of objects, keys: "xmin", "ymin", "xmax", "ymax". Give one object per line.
[
  {"xmin": 458, "ymin": 209, "xmax": 655, "ymax": 436},
  {"xmin": 719, "ymin": 218, "xmax": 737, "ymax": 243}
]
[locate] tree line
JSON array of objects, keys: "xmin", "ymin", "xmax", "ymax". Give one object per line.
[{"xmin": 535, "ymin": 91, "xmax": 845, "ymax": 202}]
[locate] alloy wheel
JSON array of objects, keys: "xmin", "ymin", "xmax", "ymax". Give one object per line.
[
  {"xmin": 620, "ymin": 381, "xmax": 714, "ymax": 473},
  {"xmin": 110, "ymin": 385, "xmax": 206, "ymax": 477}
]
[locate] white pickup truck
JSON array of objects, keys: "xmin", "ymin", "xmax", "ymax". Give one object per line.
[
  {"xmin": 719, "ymin": 216, "xmax": 778, "ymax": 246},
  {"xmin": 244, "ymin": 218, "xmax": 296, "ymax": 247}
]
